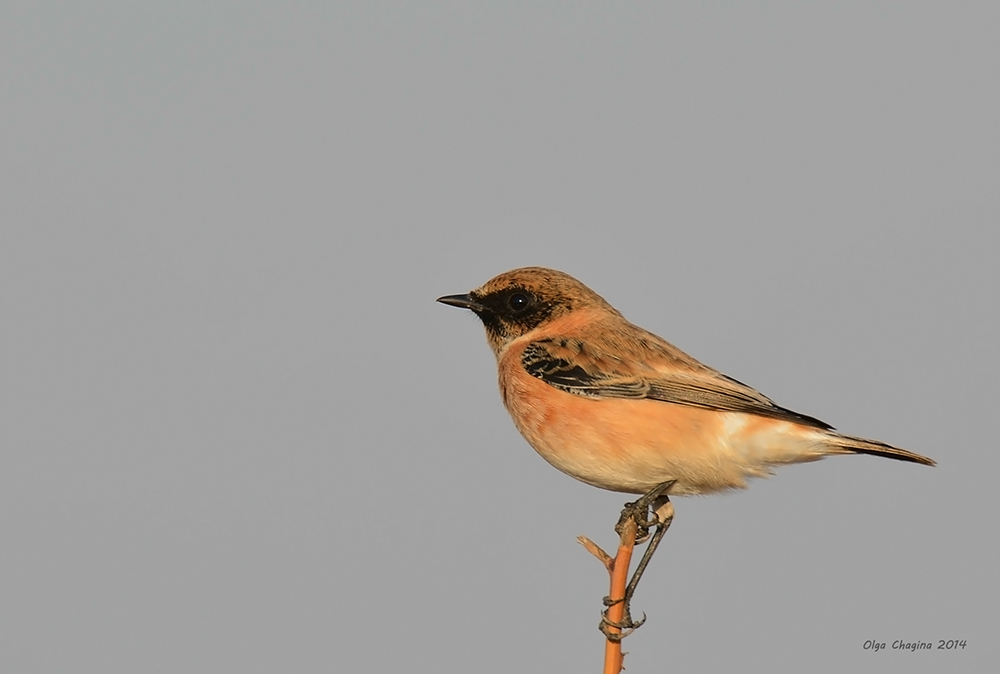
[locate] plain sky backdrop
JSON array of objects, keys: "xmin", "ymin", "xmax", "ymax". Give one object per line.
[{"xmin": 2, "ymin": 2, "xmax": 997, "ymax": 673}]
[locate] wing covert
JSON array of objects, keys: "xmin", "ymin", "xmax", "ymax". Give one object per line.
[{"xmin": 521, "ymin": 339, "xmax": 832, "ymax": 429}]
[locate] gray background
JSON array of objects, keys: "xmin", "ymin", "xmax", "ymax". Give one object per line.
[{"xmin": 2, "ymin": 2, "xmax": 997, "ymax": 673}]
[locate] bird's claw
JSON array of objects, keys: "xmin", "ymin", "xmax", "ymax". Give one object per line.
[
  {"xmin": 615, "ymin": 480, "xmax": 675, "ymax": 543},
  {"xmin": 601, "ymin": 480, "xmax": 676, "ymax": 642},
  {"xmin": 599, "ymin": 604, "xmax": 647, "ymax": 642}
]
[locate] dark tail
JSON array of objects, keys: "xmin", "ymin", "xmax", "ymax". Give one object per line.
[{"xmin": 828, "ymin": 433, "xmax": 936, "ymax": 466}]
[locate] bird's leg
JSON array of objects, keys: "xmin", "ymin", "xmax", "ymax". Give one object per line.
[
  {"xmin": 613, "ymin": 480, "xmax": 675, "ymax": 543},
  {"xmin": 623, "ymin": 497, "xmax": 673, "ymax": 608},
  {"xmin": 602, "ymin": 481, "xmax": 676, "ymax": 637}
]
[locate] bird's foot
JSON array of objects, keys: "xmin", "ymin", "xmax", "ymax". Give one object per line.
[
  {"xmin": 615, "ymin": 480, "xmax": 675, "ymax": 543},
  {"xmin": 600, "ymin": 595, "xmax": 647, "ymax": 642}
]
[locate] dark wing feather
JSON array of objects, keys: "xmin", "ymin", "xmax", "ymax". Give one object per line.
[
  {"xmin": 521, "ymin": 342, "xmax": 648, "ymax": 398},
  {"xmin": 521, "ymin": 339, "xmax": 832, "ymax": 430}
]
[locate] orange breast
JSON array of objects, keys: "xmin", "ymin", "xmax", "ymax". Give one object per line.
[{"xmin": 497, "ymin": 346, "xmax": 824, "ymax": 495}]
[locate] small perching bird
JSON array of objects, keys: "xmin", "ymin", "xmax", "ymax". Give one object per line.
[{"xmin": 438, "ymin": 266, "xmax": 934, "ymax": 499}]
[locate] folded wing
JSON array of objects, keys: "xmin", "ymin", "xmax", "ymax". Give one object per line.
[{"xmin": 521, "ymin": 338, "xmax": 833, "ymax": 430}]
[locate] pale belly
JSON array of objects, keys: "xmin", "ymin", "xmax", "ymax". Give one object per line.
[{"xmin": 501, "ymin": 372, "xmax": 828, "ymax": 496}]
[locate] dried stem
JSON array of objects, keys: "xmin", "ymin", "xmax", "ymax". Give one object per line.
[{"xmin": 578, "ymin": 516, "xmax": 638, "ymax": 674}]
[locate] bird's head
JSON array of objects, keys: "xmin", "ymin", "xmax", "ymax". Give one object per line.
[{"xmin": 437, "ymin": 266, "xmax": 616, "ymax": 356}]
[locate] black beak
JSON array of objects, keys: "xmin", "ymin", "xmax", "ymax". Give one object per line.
[{"xmin": 437, "ymin": 293, "xmax": 485, "ymax": 312}]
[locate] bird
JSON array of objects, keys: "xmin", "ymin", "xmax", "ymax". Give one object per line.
[{"xmin": 437, "ymin": 266, "xmax": 935, "ymax": 501}]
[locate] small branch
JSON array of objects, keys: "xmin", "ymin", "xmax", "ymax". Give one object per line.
[
  {"xmin": 577, "ymin": 535, "xmax": 613, "ymax": 571},
  {"xmin": 580, "ymin": 518, "xmax": 638, "ymax": 674},
  {"xmin": 580, "ymin": 483, "xmax": 676, "ymax": 673}
]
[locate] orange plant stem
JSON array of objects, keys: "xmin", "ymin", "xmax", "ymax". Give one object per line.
[{"xmin": 602, "ymin": 517, "xmax": 637, "ymax": 674}]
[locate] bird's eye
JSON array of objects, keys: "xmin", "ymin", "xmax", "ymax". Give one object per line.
[{"xmin": 507, "ymin": 292, "xmax": 531, "ymax": 312}]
